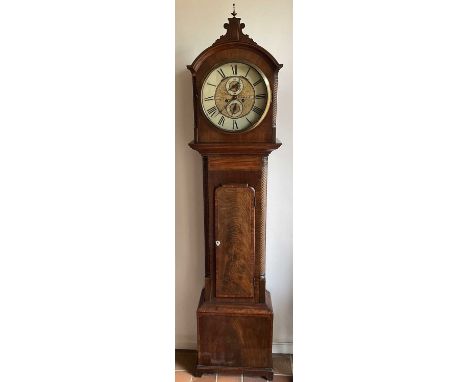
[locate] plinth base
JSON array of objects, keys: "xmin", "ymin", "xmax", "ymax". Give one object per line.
[{"xmin": 195, "ymin": 289, "xmax": 274, "ymax": 380}]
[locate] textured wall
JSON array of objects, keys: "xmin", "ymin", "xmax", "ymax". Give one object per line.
[{"xmin": 175, "ymin": 0, "xmax": 293, "ymax": 349}]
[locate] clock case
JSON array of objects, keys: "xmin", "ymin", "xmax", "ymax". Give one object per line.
[{"xmin": 187, "ymin": 15, "xmax": 282, "ymax": 381}]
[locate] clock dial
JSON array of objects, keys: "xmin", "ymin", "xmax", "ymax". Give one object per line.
[{"xmin": 201, "ymin": 62, "xmax": 270, "ymax": 132}]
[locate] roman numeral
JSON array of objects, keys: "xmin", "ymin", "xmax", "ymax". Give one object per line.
[
  {"xmin": 244, "ymin": 66, "xmax": 251, "ymax": 78},
  {"xmin": 246, "ymin": 117, "xmax": 252, "ymax": 126},
  {"xmin": 207, "ymin": 82, "xmax": 216, "ymax": 87},
  {"xmin": 255, "ymin": 94, "xmax": 266, "ymax": 99},
  {"xmin": 231, "ymin": 64, "xmax": 237, "ymax": 75},
  {"xmin": 232, "ymin": 120, "xmax": 238, "ymax": 130},
  {"xmin": 252, "ymin": 106, "xmax": 263, "ymax": 115},
  {"xmin": 217, "ymin": 69, "xmax": 226, "ymax": 78},
  {"xmin": 207, "ymin": 106, "xmax": 217, "ymax": 117},
  {"xmin": 253, "ymin": 79, "xmax": 262, "ymax": 87},
  {"xmin": 204, "ymin": 96, "xmax": 214, "ymax": 101},
  {"xmin": 218, "ymin": 116, "xmax": 225, "ymax": 127}
]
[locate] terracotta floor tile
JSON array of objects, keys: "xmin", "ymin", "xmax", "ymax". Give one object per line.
[
  {"xmin": 175, "ymin": 350, "xmax": 197, "ymax": 372},
  {"xmin": 192, "ymin": 373, "xmax": 217, "ymax": 381},
  {"xmin": 175, "ymin": 371, "xmax": 192, "ymax": 382},
  {"xmin": 217, "ymin": 374, "xmax": 242, "ymax": 382},
  {"xmin": 272, "ymin": 354, "xmax": 292, "ymax": 375}
]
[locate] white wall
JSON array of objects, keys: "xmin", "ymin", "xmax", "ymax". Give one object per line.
[{"xmin": 175, "ymin": 0, "xmax": 293, "ymax": 351}]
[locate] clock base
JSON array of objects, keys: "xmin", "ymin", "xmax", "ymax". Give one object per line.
[{"xmin": 195, "ymin": 289, "xmax": 274, "ymax": 380}]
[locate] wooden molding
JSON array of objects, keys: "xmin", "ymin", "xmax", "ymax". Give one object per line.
[
  {"xmin": 188, "ymin": 139, "xmax": 282, "ymax": 156},
  {"xmin": 175, "ymin": 342, "xmax": 293, "ymax": 355}
]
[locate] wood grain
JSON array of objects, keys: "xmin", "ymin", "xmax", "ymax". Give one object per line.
[
  {"xmin": 202, "ymin": 155, "xmax": 273, "ymax": 304},
  {"xmin": 215, "ymin": 185, "xmax": 255, "ymax": 298},
  {"xmin": 208, "ymin": 156, "xmax": 263, "ymax": 171}
]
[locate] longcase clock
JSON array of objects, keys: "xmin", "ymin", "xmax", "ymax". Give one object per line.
[{"xmin": 187, "ymin": 6, "xmax": 282, "ymax": 381}]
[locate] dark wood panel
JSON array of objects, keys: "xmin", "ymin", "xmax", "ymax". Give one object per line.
[
  {"xmin": 197, "ymin": 292, "xmax": 273, "ymax": 375},
  {"xmin": 208, "ymin": 156, "xmax": 263, "ymax": 171},
  {"xmin": 198, "ymin": 315, "xmax": 272, "ymax": 368},
  {"xmin": 215, "ymin": 185, "xmax": 255, "ymax": 298}
]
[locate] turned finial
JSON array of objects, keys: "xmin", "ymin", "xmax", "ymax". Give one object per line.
[{"xmin": 231, "ymin": 3, "xmax": 237, "ymax": 17}]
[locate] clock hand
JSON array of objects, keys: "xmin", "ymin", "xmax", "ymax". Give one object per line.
[{"xmin": 228, "ymin": 81, "xmax": 240, "ymax": 92}]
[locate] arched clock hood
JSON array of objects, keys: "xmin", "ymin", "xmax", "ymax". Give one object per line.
[{"xmin": 187, "ymin": 12, "xmax": 283, "ymax": 147}]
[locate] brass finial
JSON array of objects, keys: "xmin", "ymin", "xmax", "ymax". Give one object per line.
[{"xmin": 231, "ymin": 3, "xmax": 237, "ymax": 17}]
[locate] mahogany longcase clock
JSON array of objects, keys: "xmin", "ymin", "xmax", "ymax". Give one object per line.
[{"xmin": 187, "ymin": 6, "xmax": 282, "ymax": 380}]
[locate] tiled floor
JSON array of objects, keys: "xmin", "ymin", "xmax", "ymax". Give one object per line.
[{"xmin": 175, "ymin": 350, "xmax": 293, "ymax": 381}]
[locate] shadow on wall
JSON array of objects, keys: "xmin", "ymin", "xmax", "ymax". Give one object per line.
[
  {"xmin": 175, "ymin": 63, "xmax": 206, "ymax": 346},
  {"xmin": 175, "ymin": 65, "xmax": 194, "ymax": 133}
]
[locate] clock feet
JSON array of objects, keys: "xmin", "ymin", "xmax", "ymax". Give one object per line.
[
  {"xmin": 192, "ymin": 368, "xmax": 203, "ymax": 378},
  {"xmin": 194, "ymin": 366, "xmax": 273, "ymax": 381}
]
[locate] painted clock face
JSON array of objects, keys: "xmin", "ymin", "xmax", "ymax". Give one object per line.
[{"xmin": 201, "ymin": 62, "xmax": 271, "ymax": 132}]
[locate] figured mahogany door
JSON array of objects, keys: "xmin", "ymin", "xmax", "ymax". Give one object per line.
[{"xmin": 215, "ymin": 184, "xmax": 255, "ymax": 298}]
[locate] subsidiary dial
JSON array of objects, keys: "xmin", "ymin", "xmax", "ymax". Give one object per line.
[
  {"xmin": 226, "ymin": 77, "xmax": 244, "ymax": 95},
  {"xmin": 226, "ymin": 100, "xmax": 243, "ymax": 118}
]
